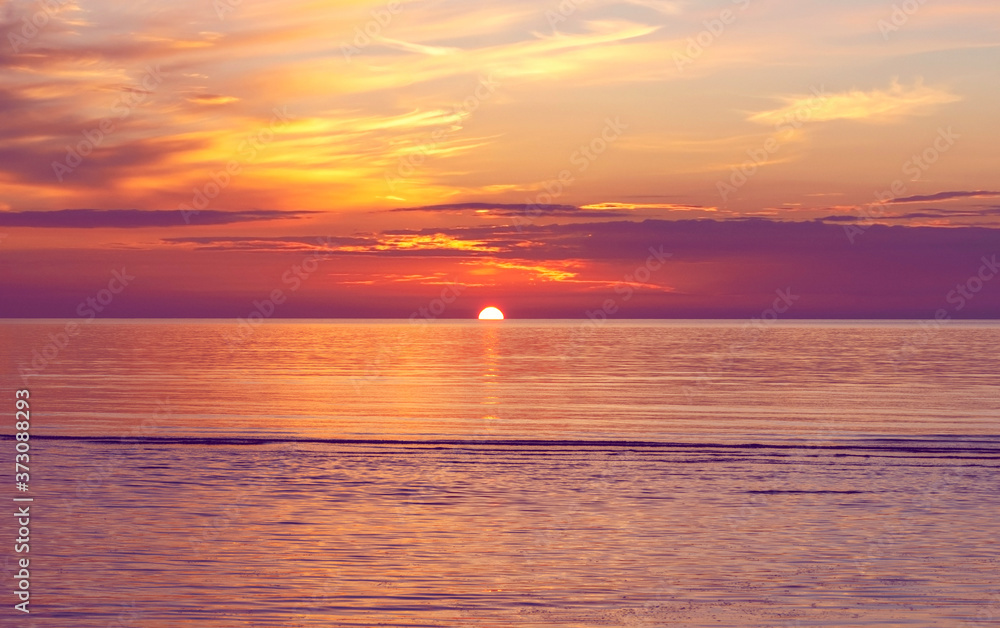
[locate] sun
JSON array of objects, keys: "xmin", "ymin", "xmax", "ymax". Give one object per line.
[{"xmin": 478, "ymin": 306, "xmax": 504, "ymax": 320}]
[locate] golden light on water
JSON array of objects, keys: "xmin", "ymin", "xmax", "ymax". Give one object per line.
[{"xmin": 478, "ymin": 307, "xmax": 504, "ymax": 320}]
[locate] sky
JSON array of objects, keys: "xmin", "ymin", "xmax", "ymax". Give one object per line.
[{"xmin": 1, "ymin": 0, "xmax": 999, "ymax": 318}]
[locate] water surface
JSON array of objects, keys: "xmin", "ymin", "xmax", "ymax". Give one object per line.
[{"xmin": 1, "ymin": 320, "xmax": 998, "ymax": 626}]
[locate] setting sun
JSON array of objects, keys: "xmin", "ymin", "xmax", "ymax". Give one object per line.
[{"xmin": 478, "ymin": 307, "xmax": 504, "ymax": 320}]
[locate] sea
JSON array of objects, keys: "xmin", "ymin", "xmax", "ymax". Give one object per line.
[{"xmin": 1, "ymin": 320, "xmax": 998, "ymax": 627}]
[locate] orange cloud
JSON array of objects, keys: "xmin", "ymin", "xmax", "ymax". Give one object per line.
[{"xmin": 749, "ymin": 80, "xmax": 961, "ymax": 126}]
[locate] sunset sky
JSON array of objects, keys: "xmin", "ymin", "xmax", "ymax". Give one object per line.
[{"xmin": 1, "ymin": 0, "xmax": 999, "ymax": 317}]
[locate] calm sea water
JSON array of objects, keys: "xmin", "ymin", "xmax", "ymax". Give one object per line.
[{"xmin": 1, "ymin": 320, "xmax": 998, "ymax": 627}]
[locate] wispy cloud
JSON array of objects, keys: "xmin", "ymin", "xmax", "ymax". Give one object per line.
[
  {"xmin": 162, "ymin": 235, "xmax": 369, "ymax": 250},
  {"xmin": 889, "ymin": 190, "xmax": 1000, "ymax": 204},
  {"xmin": 749, "ymin": 80, "xmax": 961, "ymax": 125},
  {"xmin": 819, "ymin": 206, "xmax": 1000, "ymax": 224},
  {"xmin": 186, "ymin": 93, "xmax": 240, "ymax": 105},
  {"xmin": 387, "ymin": 202, "xmax": 620, "ymax": 217},
  {"xmin": 377, "ymin": 38, "xmax": 458, "ymax": 57},
  {"xmin": 580, "ymin": 202, "xmax": 715, "ymax": 212},
  {"xmin": 388, "ymin": 201, "xmax": 716, "ymax": 218},
  {"xmin": 0, "ymin": 209, "xmax": 316, "ymax": 228},
  {"xmin": 0, "ymin": 0, "xmax": 997, "ymax": 221}
]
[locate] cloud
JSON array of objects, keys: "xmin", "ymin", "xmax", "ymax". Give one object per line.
[
  {"xmin": 186, "ymin": 94, "xmax": 240, "ymax": 105},
  {"xmin": 7, "ymin": 218, "xmax": 1000, "ymax": 318},
  {"xmin": 377, "ymin": 38, "xmax": 458, "ymax": 57},
  {"xmin": 748, "ymin": 80, "xmax": 961, "ymax": 125},
  {"xmin": 162, "ymin": 235, "xmax": 373, "ymax": 251},
  {"xmin": 816, "ymin": 215, "xmax": 861, "ymax": 223},
  {"xmin": 164, "ymin": 231, "xmax": 510, "ymax": 255},
  {"xmin": 385, "ymin": 201, "xmax": 718, "ymax": 221},
  {"xmin": 1, "ymin": 0, "xmax": 996, "ymax": 217},
  {"xmin": 580, "ymin": 202, "xmax": 714, "ymax": 212},
  {"xmin": 160, "ymin": 217, "xmax": 1000, "ymax": 265},
  {"xmin": 387, "ymin": 202, "xmax": 629, "ymax": 217},
  {"xmin": 817, "ymin": 206, "xmax": 1000, "ymax": 223},
  {"xmin": 0, "ymin": 110, "xmax": 216, "ymax": 190},
  {"xmin": 889, "ymin": 190, "xmax": 1000, "ymax": 204},
  {"xmin": 0, "ymin": 209, "xmax": 317, "ymax": 228}
]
